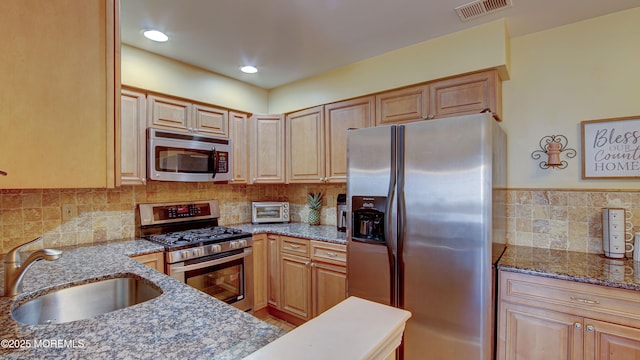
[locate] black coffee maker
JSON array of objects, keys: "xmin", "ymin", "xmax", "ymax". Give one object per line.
[{"xmin": 351, "ymin": 196, "xmax": 385, "ymax": 243}]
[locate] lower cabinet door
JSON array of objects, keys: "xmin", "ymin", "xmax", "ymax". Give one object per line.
[
  {"xmin": 584, "ymin": 318, "xmax": 640, "ymax": 360},
  {"xmin": 312, "ymin": 262, "xmax": 346, "ymax": 317},
  {"xmin": 500, "ymin": 302, "xmax": 583, "ymax": 360},
  {"xmin": 280, "ymin": 254, "xmax": 311, "ymax": 320}
]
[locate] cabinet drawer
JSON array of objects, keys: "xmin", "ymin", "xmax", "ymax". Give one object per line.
[
  {"xmin": 500, "ymin": 270, "xmax": 640, "ymax": 323},
  {"xmin": 311, "ymin": 240, "xmax": 346, "ymax": 265},
  {"xmin": 281, "ymin": 236, "xmax": 310, "ymax": 257}
]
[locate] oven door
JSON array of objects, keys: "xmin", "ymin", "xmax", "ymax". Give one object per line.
[{"xmin": 167, "ymin": 248, "xmax": 253, "ymax": 312}]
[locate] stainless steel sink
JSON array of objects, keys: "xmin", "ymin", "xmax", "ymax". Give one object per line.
[{"xmin": 12, "ymin": 276, "xmax": 163, "ymax": 325}]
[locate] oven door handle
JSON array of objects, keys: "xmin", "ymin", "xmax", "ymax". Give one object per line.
[{"xmin": 169, "ymin": 250, "xmax": 250, "ymax": 274}]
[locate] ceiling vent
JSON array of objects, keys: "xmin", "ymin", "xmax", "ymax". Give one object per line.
[{"xmin": 455, "ymin": 0, "xmax": 512, "ymax": 21}]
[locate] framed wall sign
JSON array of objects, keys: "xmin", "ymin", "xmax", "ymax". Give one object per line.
[{"xmin": 581, "ymin": 116, "xmax": 640, "ymax": 179}]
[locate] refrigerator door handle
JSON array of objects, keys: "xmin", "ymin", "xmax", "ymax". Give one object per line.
[
  {"xmin": 396, "ymin": 125, "xmax": 406, "ymax": 308},
  {"xmin": 385, "ymin": 125, "xmax": 397, "ymax": 307}
]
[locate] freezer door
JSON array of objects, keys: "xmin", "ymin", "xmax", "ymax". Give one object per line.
[
  {"xmin": 400, "ymin": 113, "xmax": 495, "ymax": 360},
  {"xmin": 346, "ymin": 125, "xmax": 397, "ymax": 306}
]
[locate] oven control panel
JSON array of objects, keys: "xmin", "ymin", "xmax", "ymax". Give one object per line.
[
  {"xmin": 137, "ymin": 200, "xmax": 220, "ymax": 226},
  {"xmin": 166, "ymin": 204, "xmax": 207, "ymax": 219}
]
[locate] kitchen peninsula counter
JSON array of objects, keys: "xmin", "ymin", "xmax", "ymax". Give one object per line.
[
  {"xmin": 0, "ymin": 240, "xmax": 284, "ymax": 359},
  {"xmin": 233, "ymin": 223, "xmax": 346, "ymax": 245},
  {"xmin": 498, "ymin": 245, "xmax": 640, "ymax": 292}
]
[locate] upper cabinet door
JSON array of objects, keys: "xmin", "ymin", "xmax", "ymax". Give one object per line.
[
  {"xmin": 229, "ymin": 111, "xmax": 248, "ymax": 183},
  {"xmin": 375, "ymin": 85, "xmax": 430, "ymax": 126},
  {"xmin": 286, "ymin": 106, "xmax": 325, "ymax": 183},
  {"xmin": 249, "ymin": 114, "xmax": 285, "ymax": 184},
  {"xmin": 193, "ymin": 104, "xmax": 229, "ymax": 137},
  {"xmin": 324, "ymin": 96, "xmax": 374, "ymax": 182},
  {"xmin": 120, "ymin": 89, "xmax": 147, "ymax": 185},
  {"xmin": 0, "ymin": 0, "xmax": 119, "ymax": 189},
  {"xmin": 429, "ymin": 70, "xmax": 501, "ymax": 120},
  {"xmin": 147, "ymin": 95, "xmax": 192, "ymax": 131}
]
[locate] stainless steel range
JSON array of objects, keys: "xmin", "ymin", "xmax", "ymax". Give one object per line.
[{"xmin": 136, "ymin": 200, "xmax": 253, "ymax": 312}]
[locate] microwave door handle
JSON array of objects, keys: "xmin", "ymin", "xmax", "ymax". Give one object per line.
[{"xmin": 209, "ymin": 146, "xmax": 218, "ymax": 179}]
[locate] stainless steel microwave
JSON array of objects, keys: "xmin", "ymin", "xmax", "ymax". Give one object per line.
[
  {"xmin": 148, "ymin": 128, "xmax": 232, "ymax": 182},
  {"xmin": 252, "ymin": 202, "xmax": 290, "ymax": 224}
]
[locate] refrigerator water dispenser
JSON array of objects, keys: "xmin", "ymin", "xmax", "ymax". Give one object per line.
[{"xmin": 351, "ymin": 196, "xmax": 386, "ymax": 242}]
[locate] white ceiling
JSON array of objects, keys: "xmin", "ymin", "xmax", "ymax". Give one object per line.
[{"xmin": 120, "ymin": 0, "xmax": 639, "ymax": 89}]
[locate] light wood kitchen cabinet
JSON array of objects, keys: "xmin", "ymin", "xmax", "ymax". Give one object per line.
[
  {"xmin": 120, "ymin": 88, "xmax": 147, "ymax": 185},
  {"xmin": 584, "ymin": 318, "xmax": 640, "ymax": 360},
  {"xmin": 323, "ymin": 96, "xmax": 374, "ymax": 182},
  {"xmin": 267, "ymin": 234, "xmax": 281, "ymax": 308},
  {"xmin": 501, "ymin": 301, "xmax": 583, "ymax": 359},
  {"xmin": 131, "ymin": 252, "xmax": 165, "ymax": 272},
  {"xmin": 429, "ymin": 69, "xmax": 501, "ymax": 120},
  {"xmin": 193, "ymin": 104, "xmax": 229, "ymax": 137},
  {"xmin": 229, "ymin": 111, "xmax": 249, "ymax": 183},
  {"xmin": 286, "ymin": 97, "xmax": 374, "ymax": 184},
  {"xmin": 286, "ymin": 106, "xmax": 325, "ymax": 183},
  {"xmin": 281, "ymin": 252, "xmax": 313, "ymax": 321},
  {"xmin": 310, "ymin": 240, "xmax": 347, "ymax": 317},
  {"xmin": 280, "ymin": 236, "xmax": 313, "ymax": 321},
  {"xmin": 375, "ymin": 84, "xmax": 430, "ymax": 126},
  {"xmin": 249, "ymin": 114, "xmax": 286, "ymax": 184},
  {"xmin": 252, "ymin": 234, "xmax": 268, "ymax": 311},
  {"xmin": 0, "ymin": 0, "xmax": 119, "ymax": 189},
  {"xmin": 148, "ymin": 94, "xmax": 229, "ymax": 136},
  {"xmin": 375, "ymin": 70, "xmax": 501, "ymax": 126},
  {"xmin": 498, "ymin": 270, "xmax": 640, "ymax": 360},
  {"xmin": 269, "ymin": 236, "xmax": 347, "ymax": 324},
  {"xmin": 148, "ymin": 95, "xmax": 192, "ymax": 131}
]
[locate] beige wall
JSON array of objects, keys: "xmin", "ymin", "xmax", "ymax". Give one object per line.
[
  {"xmin": 268, "ymin": 19, "xmax": 510, "ymax": 114},
  {"xmin": 121, "ymin": 45, "xmax": 269, "ymax": 114},
  {"xmin": 501, "ymin": 7, "xmax": 640, "ymax": 190}
]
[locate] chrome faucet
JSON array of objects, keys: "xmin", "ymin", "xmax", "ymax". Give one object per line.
[{"xmin": 3, "ymin": 238, "xmax": 62, "ymax": 297}]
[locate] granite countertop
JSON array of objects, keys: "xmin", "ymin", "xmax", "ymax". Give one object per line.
[
  {"xmin": 0, "ymin": 240, "xmax": 284, "ymax": 359},
  {"xmin": 232, "ymin": 223, "xmax": 347, "ymax": 245},
  {"xmin": 498, "ymin": 245, "xmax": 640, "ymax": 292}
]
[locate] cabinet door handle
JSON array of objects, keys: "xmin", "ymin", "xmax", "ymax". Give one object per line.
[
  {"xmin": 304, "ymin": 261, "xmax": 311, "ymax": 266},
  {"xmin": 570, "ymin": 296, "xmax": 600, "ymax": 305},
  {"xmin": 288, "ymin": 244, "xmax": 300, "ymax": 249},
  {"xmin": 325, "ymin": 252, "xmax": 338, "ymax": 258},
  {"xmin": 586, "ymin": 325, "xmax": 595, "ymax": 333},
  {"xmin": 574, "ymin": 322, "xmax": 582, "ymax": 330},
  {"xmin": 0, "ymin": 170, "xmax": 7, "ymax": 176}
]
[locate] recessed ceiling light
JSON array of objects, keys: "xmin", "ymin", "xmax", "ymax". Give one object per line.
[
  {"xmin": 240, "ymin": 65, "xmax": 258, "ymax": 74},
  {"xmin": 143, "ymin": 30, "xmax": 169, "ymax": 42}
]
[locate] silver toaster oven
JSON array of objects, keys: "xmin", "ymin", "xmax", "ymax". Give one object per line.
[{"xmin": 252, "ymin": 202, "xmax": 290, "ymax": 224}]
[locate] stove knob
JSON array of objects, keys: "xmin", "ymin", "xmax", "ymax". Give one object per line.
[
  {"xmin": 181, "ymin": 250, "xmax": 191, "ymax": 259},
  {"xmin": 210, "ymin": 244, "xmax": 221, "ymax": 253},
  {"xmin": 239, "ymin": 239, "xmax": 247, "ymax": 247},
  {"xmin": 230, "ymin": 241, "xmax": 238, "ymax": 249},
  {"xmin": 192, "ymin": 248, "xmax": 203, "ymax": 257}
]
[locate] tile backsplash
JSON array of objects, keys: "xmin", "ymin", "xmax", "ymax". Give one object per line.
[
  {"xmin": 0, "ymin": 183, "xmax": 346, "ymax": 254},
  {"xmin": 506, "ymin": 189, "xmax": 640, "ymax": 254},
  {"xmin": 2, "ymin": 186, "xmax": 638, "ymax": 255}
]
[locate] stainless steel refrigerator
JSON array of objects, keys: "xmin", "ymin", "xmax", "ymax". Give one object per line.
[{"xmin": 346, "ymin": 113, "xmax": 507, "ymax": 360}]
